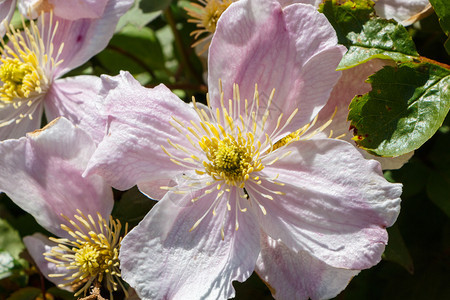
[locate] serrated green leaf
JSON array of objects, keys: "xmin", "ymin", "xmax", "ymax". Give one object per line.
[
  {"xmin": 383, "ymin": 224, "xmax": 414, "ymax": 274},
  {"xmin": 338, "ymin": 18, "xmax": 419, "ymax": 69},
  {"xmin": 348, "ymin": 61, "xmax": 450, "ymax": 156},
  {"xmin": 319, "ymin": 0, "xmax": 375, "ymax": 47}
]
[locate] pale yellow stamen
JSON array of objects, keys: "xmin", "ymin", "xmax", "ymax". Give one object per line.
[
  {"xmin": 44, "ymin": 210, "xmax": 128, "ymax": 299},
  {"xmin": 0, "ymin": 11, "xmax": 63, "ymax": 126},
  {"xmin": 185, "ymin": 0, "xmax": 233, "ymax": 53}
]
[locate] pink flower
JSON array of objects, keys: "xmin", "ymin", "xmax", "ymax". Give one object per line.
[
  {"xmin": 0, "ymin": 0, "xmax": 133, "ymax": 142},
  {"xmin": 0, "ymin": 117, "xmax": 125, "ymax": 297},
  {"xmin": 18, "ymin": 0, "xmax": 109, "ymax": 20},
  {"xmin": 86, "ymin": 1, "xmax": 402, "ymax": 299}
]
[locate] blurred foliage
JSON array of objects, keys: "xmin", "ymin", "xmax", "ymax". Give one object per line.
[{"xmin": 1, "ymin": 0, "xmax": 449, "ymax": 299}]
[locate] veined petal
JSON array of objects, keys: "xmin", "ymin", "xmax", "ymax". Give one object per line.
[
  {"xmin": 0, "ymin": 117, "xmax": 113, "ymax": 237},
  {"xmin": 314, "ymin": 59, "xmax": 413, "ymax": 170},
  {"xmin": 251, "ymin": 139, "xmax": 401, "ymax": 269},
  {"xmin": 0, "ymin": 0, "xmax": 16, "ymax": 37},
  {"xmin": 18, "ymin": 0, "xmax": 108, "ymax": 20},
  {"xmin": 45, "ymin": 76, "xmax": 106, "ymax": 144},
  {"xmin": 47, "ymin": 0, "xmax": 133, "ymax": 77},
  {"xmin": 23, "ymin": 233, "xmax": 71, "ymax": 290},
  {"xmin": 256, "ymin": 235, "xmax": 359, "ymax": 300},
  {"xmin": 0, "ymin": 99, "xmax": 43, "ymax": 140},
  {"xmin": 85, "ymin": 71, "xmax": 201, "ymax": 192},
  {"xmin": 119, "ymin": 187, "xmax": 260, "ymax": 300},
  {"xmin": 208, "ymin": 0, "xmax": 345, "ymax": 129}
]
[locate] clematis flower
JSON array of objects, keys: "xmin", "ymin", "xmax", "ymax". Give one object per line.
[
  {"xmin": 86, "ymin": 1, "xmax": 402, "ymax": 299},
  {"xmin": 0, "ymin": 117, "xmax": 126, "ymax": 297},
  {"xmin": 0, "ymin": 0, "xmax": 133, "ymax": 142},
  {"xmin": 18, "ymin": 0, "xmax": 109, "ymax": 20},
  {"xmin": 0, "ymin": 0, "xmax": 16, "ymax": 37}
]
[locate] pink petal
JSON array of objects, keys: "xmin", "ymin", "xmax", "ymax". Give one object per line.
[
  {"xmin": 208, "ymin": 0, "xmax": 345, "ymax": 132},
  {"xmin": 119, "ymin": 186, "xmax": 260, "ymax": 299},
  {"xmin": 46, "ymin": 0, "xmax": 133, "ymax": 77},
  {"xmin": 45, "ymin": 76, "xmax": 106, "ymax": 144},
  {"xmin": 314, "ymin": 59, "xmax": 413, "ymax": 169},
  {"xmin": 18, "ymin": 0, "xmax": 108, "ymax": 20},
  {"xmin": 0, "ymin": 100, "xmax": 43, "ymax": 140},
  {"xmin": 23, "ymin": 233, "xmax": 71, "ymax": 290},
  {"xmin": 256, "ymin": 235, "xmax": 359, "ymax": 300},
  {"xmin": 0, "ymin": 0, "xmax": 16, "ymax": 37},
  {"xmin": 374, "ymin": 0, "xmax": 431, "ymax": 26},
  {"xmin": 85, "ymin": 72, "xmax": 200, "ymax": 192},
  {"xmin": 249, "ymin": 139, "xmax": 401, "ymax": 269},
  {"xmin": 0, "ymin": 117, "xmax": 113, "ymax": 237}
]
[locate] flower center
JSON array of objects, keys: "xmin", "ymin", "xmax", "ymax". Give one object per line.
[
  {"xmin": 201, "ymin": 0, "xmax": 230, "ymax": 33},
  {"xmin": 74, "ymin": 243, "xmax": 114, "ymax": 277},
  {"xmin": 0, "ymin": 56, "xmax": 42, "ymax": 103},
  {"xmin": 201, "ymin": 134, "xmax": 262, "ymax": 187},
  {"xmin": 0, "ymin": 11, "xmax": 62, "ymax": 126},
  {"xmin": 44, "ymin": 211, "xmax": 128, "ymax": 298}
]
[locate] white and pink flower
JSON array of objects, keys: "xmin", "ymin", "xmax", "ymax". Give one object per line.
[
  {"xmin": 85, "ymin": 1, "xmax": 402, "ymax": 299},
  {"xmin": 0, "ymin": 0, "xmax": 133, "ymax": 142}
]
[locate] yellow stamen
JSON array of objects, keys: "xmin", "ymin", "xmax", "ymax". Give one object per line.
[{"xmin": 44, "ymin": 210, "xmax": 128, "ymax": 299}]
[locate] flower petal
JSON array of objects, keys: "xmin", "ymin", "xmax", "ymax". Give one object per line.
[
  {"xmin": 23, "ymin": 233, "xmax": 70, "ymax": 289},
  {"xmin": 0, "ymin": 100, "xmax": 43, "ymax": 140},
  {"xmin": 314, "ymin": 59, "xmax": 413, "ymax": 169},
  {"xmin": 249, "ymin": 139, "xmax": 401, "ymax": 269},
  {"xmin": 0, "ymin": 117, "xmax": 113, "ymax": 237},
  {"xmin": 19, "ymin": 0, "xmax": 108, "ymax": 20},
  {"xmin": 45, "ymin": 76, "xmax": 106, "ymax": 144},
  {"xmin": 85, "ymin": 71, "xmax": 201, "ymax": 192},
  {"xmin": 374, "ymin": 0, "xmax": 431, "ymax": 26},
  {"xmin": 0, "ymin": 0, "xmax": 16, "ymax": 37},
  {"xmin": 208, "ymin": 0, "xmax": 345, "ymax": 131},
  {"xmin": 47, "ymin": 0, "xmax": 133, "ymax": 77},
  {"xmin": 256, "ymin": 235, "xmax": 359, "ymax": 300},
  {"xmin": 119, "ymin": 186, "xmax": 260, "ymax": 300}
]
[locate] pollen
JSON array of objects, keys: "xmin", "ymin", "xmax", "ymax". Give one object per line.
[
  {"xmin": 44, "ymin": 210, "xmax": 128, "ymax": 299},
  {"xmin": 0, "ymin": 11, "xmax": 63, "ymax": 126},
  {"xmin": 201, "ymin": 133, "xmax": 262, "ymax": 187}
]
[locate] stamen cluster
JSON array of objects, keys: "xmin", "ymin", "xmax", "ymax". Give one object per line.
[{"xmin": 44, "ymin": 210, "xmax": 128, "ymax": 298}]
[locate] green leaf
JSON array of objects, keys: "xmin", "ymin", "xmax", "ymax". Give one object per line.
[
  {"xmin": 7, "ymin": 287, "xmax": 41, "ymax": 300},
  {"xmin": 430, "ymin": 0, "xmax": 450, "ymax": 36},
  {"xmin": 319, "ymin": 0, "xmax": 375, "ymax": 47},
  {"xmin": 338, "ymin": 18, "xmax": 419, "ymax": 70},
  {"xmin": 112, "ymin": 187, "xmax": 156, "ymax": 229},
  {"xmin": 383, "ymin": 224, "xmax": 414, "ymax": 274},
  {"xmin": 0, "ymin": 251, "xmax": 22, "ymax": 280},
  {"xmin": 0, "ymin": 219, "xmax": 25, "ymax": 266},
  {"xmin": 348, "ymin": 61, "xmax": 450, "ymax": 156},
  {"xmin": 116, "ymin": 0, "xmax": 171, "ymax": 30},
  {"xmin": 97, "ymin": 24, "xmax": 167, "ymax": 85}
]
